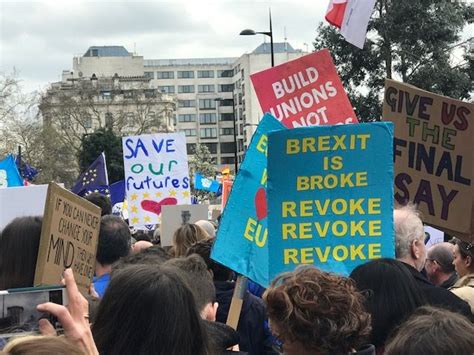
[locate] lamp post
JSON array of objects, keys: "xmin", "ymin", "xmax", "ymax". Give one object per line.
[
  {"xmin": 215, "ymin": 97, "xmax": 238, "ymax": 174},
  {"xmin": 240, "ymin": 8, "xmax": 275, "ymax": 67}
]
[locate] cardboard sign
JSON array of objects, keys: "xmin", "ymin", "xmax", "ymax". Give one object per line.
[
  {"xmin": 34, "ymin": 183, "xmax": 101, "ymax": 293},
  {"xmin": 160, "ymin": 204, "xmax": 210, "ymax": 246},
  {"xmin": 0, "ymin": 184, "xmax": 50, "ymax": 229},
  {"xmin": 211, "ymin": 114, "xmax": 286, "ymax": 287},
  {"xmin": 250, "ymin": 49, "xmax": 358, "ymax": 128},
  {"xmin": 266, "ymin": 122, "xmax": 394, "ymax": 284},
  {"xmin": 383, "ymin": 79, "xmax": 473, "ymax": 238},
  {"xmin": 122, "ymin": 132, "xmax": 191, "ymax": 227}
]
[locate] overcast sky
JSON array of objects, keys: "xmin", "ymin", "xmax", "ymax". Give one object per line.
[{"xmin": 0, "ymin": 0, "xmax": 328, "ymax": 93}]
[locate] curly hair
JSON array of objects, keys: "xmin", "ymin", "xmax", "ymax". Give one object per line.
[{"xmin": 264, "ymin": 266, "xmax": 371, "ymax": 354}]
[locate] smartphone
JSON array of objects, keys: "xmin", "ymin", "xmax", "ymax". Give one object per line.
[{"xmin": 0, "ymin": 285, "xmax": 67, "ymax": 344}]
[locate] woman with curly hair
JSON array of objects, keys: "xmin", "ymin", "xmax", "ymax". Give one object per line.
[{"xmin": 264, "ymin": 266, "xmax": 373, "ymax": 355}]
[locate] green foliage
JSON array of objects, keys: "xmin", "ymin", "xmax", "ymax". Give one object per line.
[
  {"xmin": 188, "ymin": 144, "xmax": 218, "ymax": 202},
  {"xmin": 78, "ymin": 128, "xmax": 124, "ymax": 183},
  {"xmin": 314, "ymin": 0, "xmax": 473, "ymax": 122}
]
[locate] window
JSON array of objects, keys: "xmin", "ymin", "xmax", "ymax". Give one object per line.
[
  {"xmin": 158, "ymin": 86, "xmax": 175, "ymax": 94},
  {"xmin": 220, "ymin": 127, "xmax": 234, "ymax": 136},
  {"xmin": 187, "ymin": 143, "xmax": 196, "ymax": 154},
  {"xmin": 198, "ymin": 84, "xmax": 215, "ymax": 93},
  {"xmin": 105, "ymin": 112, "xmax": 113, "ymax": 128},
  {"xmin": 126, "ymin": 113, "xmax": 135, "ymax": 126},
  {"xmin": 177, "ymin": 70, "xmax": 194, "ymax": 79},
  {"xmin": 221, "ymin": 157, "xmax": 235, "ymax": 164},
  {"xmin": 197, "ymin": 70, "xmax": 214, "ymax": 78},
  {"xmin": 219, "ymin": 99, "xmax": 233, "ymax": 107},
  {"xmin": 144, "ymin": 72, "xmax": 154, "ymax": 79},
  {"xmin": 101, "ymin": 91, "xmax": 112, "ymax": 100},
  {"xmin": 84, "ymin": 115, "xmax": 92, "ymax": 129},
  {"xmin": 144, "ymin": 89, "xmax": 156, "ymax": 98},
  {"xmin": 178, "ymin": 114, "xmax": 196, "ymax": 122},
  {"xmin": 178, "ymin": 85, "xmax": 195, "ymax": 93},
  {"xmin": 219, "ymin": 84, "xmax": 234, "ymax": 92},
  {"xmin": 221, "ymin": 142, "xmax": 236, "ymax": 153},
  {"xmin": 200, "ymin": 113, "xmax": 217, "ymax": 124},
  {"xmin": 220, "ymin": 113, "xmax": 234, "ymax": 121},
  {"xmin": 203, "ymin": 143, "xmax": 218, "ymax": 154},
  {"xmin": 200, "ymin": 128, "xmax": 217, "ymax": 139},
  {"xmin": 199, "ymin": 99, "xmax": 216, "ymax": 109},
  {"xmin": 218, "ymin": 69, "xmax": 233, "ymax": 78},
  {"xmin": 182, "ymin": 129, "xmax": 197, "ymax": 137},
  {"xmin": 122, "ymin": 90, "xmax": 134, "ymax": 98},
  {"xmin": 60, "ymin": 116, "xmax": 72, "ymax": 130},
  {"xmin": 178, "ymin": 100, "xmax": 196, "ymax": 108},
  {"xmin": 157, "ymin": 71, "xmax": 174, "ymax": 79}
]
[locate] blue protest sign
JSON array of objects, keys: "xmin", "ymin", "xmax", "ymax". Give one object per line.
[
  {"xmin": 267, "ymin": 122, "xmax": 394, "ymax": 281},
  {"xmin": 211, "ymin": 114, "xmax": 286, "ymax": 287}
]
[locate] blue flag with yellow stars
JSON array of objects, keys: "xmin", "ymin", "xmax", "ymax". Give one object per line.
[{"xmin": 71, "ymin": 152, "xmax": 109, "ymax": 197}]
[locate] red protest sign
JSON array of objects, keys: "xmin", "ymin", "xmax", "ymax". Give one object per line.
[{"xmin": 250, "ymin": 49, "xmax": 358, "ymax": 128}]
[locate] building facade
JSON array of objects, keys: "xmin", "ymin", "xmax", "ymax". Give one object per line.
[{"xmin": 49, "ymin": 44, "xmax": 306, "ymax": 172}]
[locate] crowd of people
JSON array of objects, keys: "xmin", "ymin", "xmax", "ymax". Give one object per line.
[{"xmin": 0, "ymin": 194, "xmax": 473, "ymax": 354}]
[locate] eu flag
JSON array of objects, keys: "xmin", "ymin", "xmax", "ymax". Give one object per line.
[
  {"xmin": 15, "ymin": 155, "xmax": 39, "ymax": 181},
  {"xmin": 71, "ymin": 152, "xmax": 109, "ymax": 197},
  {"xmin": 0, "ymin": 154, "xmax": 23, "ymax": 188}
]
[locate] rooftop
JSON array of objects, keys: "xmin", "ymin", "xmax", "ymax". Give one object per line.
[
  {"xmin": 83, "ymin": 46, "xmax": 131, "ymax": 57},
  {"xmin": 144, "ymin": 57, "xmax": 238, "ymax": 67},
  {"xmin": 252, "ymin": 42, "xmax": 302, "ymax": 54}
]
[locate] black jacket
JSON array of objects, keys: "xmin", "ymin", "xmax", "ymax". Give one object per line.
[
  {"xmin": 215, "ymin": 281, "xmax": 276, "ymax": 355},
  {"xmin": 402, "ymin": 262, "xmax": 472, "ymax": 318}
]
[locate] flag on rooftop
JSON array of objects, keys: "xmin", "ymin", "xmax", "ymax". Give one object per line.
[
  {"xmin": 325, "ymin": 0, "xmax": 377, "ymax": 49},
  {"xmin": 71, "ymin": 152, "xmax": 109, "ymax": 197}
]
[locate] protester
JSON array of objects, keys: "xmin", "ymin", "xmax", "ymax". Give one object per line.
[
  {"xmin": 84, "ymin": 192, "xmax": 112, "ymax": 216},
  {"xmin": 195, "ymin": 219, "xmax": 217, "ymax": 238},
  {"xmin": 131, "ymin": 240, "xmax": 153, "ymax": 254},
  {"xmin": 187, "ymin": 238, "xmax": 277, "ymax": 355},
  {"xmin": 449, "ymin": 238, "xmax": 474, "ymax": 312},
  {"xmin": 350, "ymin": 258, "xmax": 427, "ymax": 351},
  {"xmin": 92, "ymin": 265, "xmax": 212, "ymax": 354},
  {"xmin": 93, "ymin": 215, "xmax": 131, "ymax": 298},
  {"xmin": 384, "ymin": 306, "xmax": 474, "ymax": 355},
  {"xmin": 2, "ymin": 335, "xmax": 84, "ymax": 355},
  {"xmin": 0, "ymin": 216, "xmax": 42, "ymax": 290},
  {"xmin": 425, "ymin": 242, "xmax": 457, "ymax": 288},
  {"xmin": 113, "ymin": 245, "xmax": 172, "ymax": 272},
  {"xmin": 264, "ymin": 266, "xmax": 373, "ymax": 355},
  {"xmin": 164, "ymin": 254, "xmax": 218, "ymax": 321},
  {"xmin": 394, "ymin": 204, "xmax": 471, "ymax": 317},
  {"xmin": 172, "ymin": 223, "xmax": 209, "ymax": 257}
]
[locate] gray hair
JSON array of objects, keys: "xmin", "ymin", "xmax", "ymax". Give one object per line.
[
  {"xmin": 394, "ymin": 203, "xmax": 424, "ymax": 259},
  {"xmin": 427, "ymin": 243, "xmax": 455, "ymax": 273}
]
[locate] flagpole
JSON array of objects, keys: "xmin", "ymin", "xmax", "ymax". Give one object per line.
[{"xmin": 17, "ymin": 145, "xmax": 22, "ymax": 176}]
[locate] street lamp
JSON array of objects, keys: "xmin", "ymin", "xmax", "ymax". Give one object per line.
[
  {"xmin": 240, "ymin": 8, "xmax": 274, "ymax": 67},
  {"xmin": 215, "ymin": 97, "xmax": 238, "ymax": 174}
]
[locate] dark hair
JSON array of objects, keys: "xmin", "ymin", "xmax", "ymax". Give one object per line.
[
  {"xmin": 453, "ymin": 238, "xmax": 474, "ymax": 260},
  {"xmin": 350, "ymin": 258, "xmax": 427, "ymax": 348},
  {"xmin": 96, "ymin": 215, "xmax": 131, "ymax": 265},
  {"xmin": 84, "ymin": 192, "xmax": 112, "ymax": 216},
  {"xmin": 172, "ymin": 223, "xmax": 209, "ymax": 257},
  {"xmin": 164, "ymin": 254, "xmax": 216, "ymax": 313},
  {"xmin": 186, "ymin": 238, "xmax": 233, "ymax": 281},
  {"xmin": 0, "ymin": 216, "xmax": 42, "ymax": 290},
  {"xmin": 385, "ymin": 306, "xmax": 474, "ymax": 355},
  {"xmin": 264, "ymin": 266, "xmax": 371, "ymax": 354},
  {"xmin": 92, "ymin": 265, "xmax": 211, "ymax": 355},
  {"xmin": 134, "ymin": 229, "xmax": 153, "ymax": 242},
  {"xmin": 112, "ymin": 245, "xmax": 171, "ymax": 272}
]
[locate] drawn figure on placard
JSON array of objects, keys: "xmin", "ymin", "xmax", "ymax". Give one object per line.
[{"xmin": 181, "ymin": 210, "xmax": 191, "ymax": 224}]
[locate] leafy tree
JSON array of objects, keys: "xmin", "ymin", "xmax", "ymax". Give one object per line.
[
  {"xmin": 188, "ymin": 144, "xmax": 219, "ymax": 203},
  {"xmin": 314, "ymin": 0, "xmax": 473, "ymax": 122},
  {"xmin": 78, "ymin": 128, "xmax": 124, "ymax": 183}
]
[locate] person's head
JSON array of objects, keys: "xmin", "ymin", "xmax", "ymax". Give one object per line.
[
  {"xmin": 385, "ymin": 306, "xmax": 474, "ymax": 355},
  {"xmin": 131, "ymin": 240, "xmax": 153, "ymax": 254},
  {"xmin": 186, "ymin": 238, "xmax": 233, "ymax": 281},
  {"xmin": 93, "ymin": 265, "xmax": 210, "ymax": 355},
  {"xmin": 84, "ymin": 192, "xmax": 112, "ymax": 216},
  {"xmin": 96, "ymin": 215, "xmax": 131, "ymax": 267},
  {"xmin": 425, "ymin": 242, "xmax": 456, "ymax": 285},
  {"xmin": 350, "ymin": 258, "xmax": 427, "ymax": 348},
  {"xmin": 195, "ymin": 220, "xmax": 216, "ymax": 238},
  {"xmin": 0, "ymin": 216, "xmax": 42, "ymax": 290},
  {"xmin": 264, "ymin": 266, "xmax": 371, "ymax": 355},
  {"xmin": 452, "ymin": 238, "xmax": 474, "ymax": 278},
  {"xmin": 172, "ymin": 223, "xmax": 209, "ymax": 257},
  {"xmin": 164, "ymin": 254, "xmax": 218, "ymax": 321},
  {"xmin": 112, "ymin": 245, "xmax": 172, "ymax": 272},
  {"xmin": 2, "ymin": 335, "xmax": 83, "ymax": 355},
  {"xmin": 394, "ymin": 203, "xmax": 427, "ymax": 271}
]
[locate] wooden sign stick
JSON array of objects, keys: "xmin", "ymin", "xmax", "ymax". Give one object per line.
[{"xmin": 226, "ymin": 275, "xmax": 248, "ymax": 330}]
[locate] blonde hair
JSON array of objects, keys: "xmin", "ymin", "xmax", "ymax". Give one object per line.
[
  {"xmin": 3, "ymin": 335, "xmax": 83, "ymax": 354},
  {"xmin": 172, "ymin": 223, "xmax": 209, "ymax": 257}
]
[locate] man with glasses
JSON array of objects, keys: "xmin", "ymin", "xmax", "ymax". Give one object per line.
[{"xmin": 425, "ymin": 242, "xmax": 458, "ymax": 289}]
